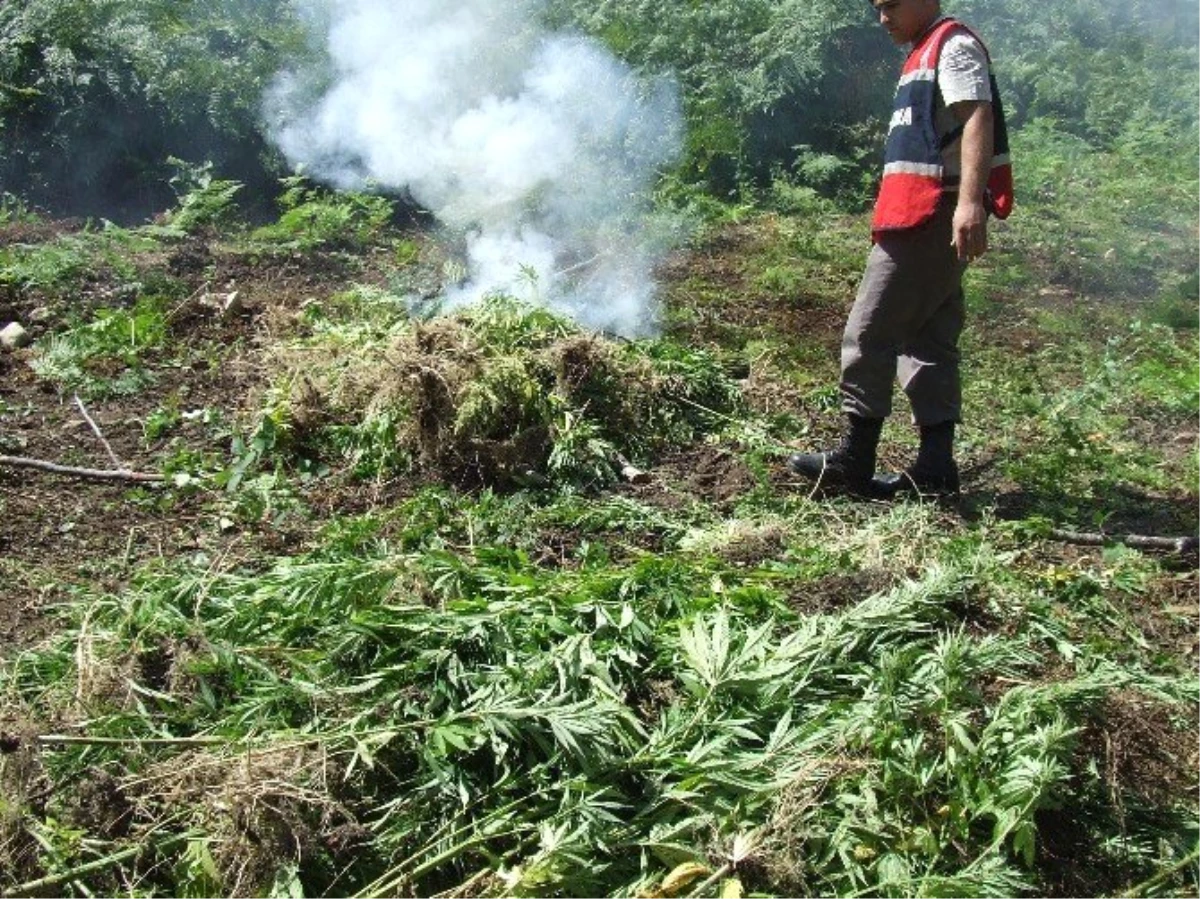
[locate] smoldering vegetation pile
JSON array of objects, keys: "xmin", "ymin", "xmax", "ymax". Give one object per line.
[{"xmin": 256, "ymin": 296, "xmax": 744, "ymax": 489}]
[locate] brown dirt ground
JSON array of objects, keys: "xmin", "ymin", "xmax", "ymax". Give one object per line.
[
  {"xmin": 0, "ymin": 218, "xmax": 85, "ymax": 248},
  {"xmin": 658, "ymin": 218, "xmax": 847, "ymax": 353},
  {"xmin": 1037, "ymin": 687, "xmax": 1200, "ymax": 897}
]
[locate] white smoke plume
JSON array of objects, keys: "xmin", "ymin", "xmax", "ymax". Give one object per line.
[{"xmin": 264, "ymin": 0, "xmax": 684, "ymax": 336}]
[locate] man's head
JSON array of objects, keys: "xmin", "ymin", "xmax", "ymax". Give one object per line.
[{"xmin": 871, "ymin": 0, "xmax": 941, "ymax": 45}]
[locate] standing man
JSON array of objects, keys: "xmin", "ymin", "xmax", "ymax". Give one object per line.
[{"xmin": 789, "ymin": 0, "xmax": 1013, "ymax": 497}]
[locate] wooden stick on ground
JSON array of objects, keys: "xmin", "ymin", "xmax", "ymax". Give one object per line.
[
  {"xmin": 1050, "ymin": 528, "xmax": 1199, "ymax": 555},
  {"xmin": 73, "ymin": 393, "xmax": 124, "ymax": 469},
  {"xmin": 614, "ymin": 452, "xmax": 651, "ymax": 484},
  {"xmin": 0, "ymin": 454, "xmax": 164, "ymax": 483}
]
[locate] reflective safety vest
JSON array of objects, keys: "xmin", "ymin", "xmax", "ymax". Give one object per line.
[{"xmin": 871, "ymin": 17, "xmax": 1014, "ymax": 235}]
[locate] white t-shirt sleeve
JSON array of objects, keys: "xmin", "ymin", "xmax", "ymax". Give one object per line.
[{"xmin": 938, "ymin": 34, "xmax": 992, "ymax": 105}]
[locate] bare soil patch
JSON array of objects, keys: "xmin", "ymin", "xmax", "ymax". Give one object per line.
[
  {"xmin": 659, "ymin": 220, "xmax": 846, "ymax": 351},
  {"xmin": 617, "ymin": 442, "xmax": 759, "ymax": 516},
  {"xmin": 785, "ymin": 567, "xmax": 895, "ymax": 616},
  {"xmin": 0, "ymin": 233, "xmax": 386, "ymax": 656},
  {"xmin": 0, "ymin": 218, "xmax": 85, "ymax": 248},
  {"xmin": 1037, "ymin": 689, "xmax": 1200, "ymax": 897}
]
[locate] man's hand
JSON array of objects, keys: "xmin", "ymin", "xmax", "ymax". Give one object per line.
[
  {"xmin": 950, "ymin": 100, "xmax": 994, "ymax": 262},
  {"xmin": 952, "ymin": 197, "xmax": 988, "ymax": 261}
]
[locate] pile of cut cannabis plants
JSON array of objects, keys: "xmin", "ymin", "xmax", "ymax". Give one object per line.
[
  {"xmin": 246, "ymin": 294, "xmax": 743, "ymax": 489},
  {"xmin": 2, "ymin": 498, "xmax": 1195, "ymax": 897}
]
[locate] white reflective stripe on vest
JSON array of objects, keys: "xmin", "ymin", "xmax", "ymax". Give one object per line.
[
  {"xmin": 882, "ymin": 161, "xmax": 943, "ymax": 178},
  {"xmin": 897, "ymin": 68, "xmax": 935, "ymax": 88}
]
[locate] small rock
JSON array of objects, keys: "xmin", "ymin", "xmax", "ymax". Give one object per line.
[
  {"xmin": 28, "ymin": 307, "xmax": 53, "ymax": 323},
  {"xmin": 0, "ymin": 322, "xmax": 31, "ymax": 349},
  {"xmin": 620, "ymin": 463, "xmax": 652, "ymax": 485},
  {"xmin": 221, "ymin": 290, "xmax": 243, "ymax": 318}
]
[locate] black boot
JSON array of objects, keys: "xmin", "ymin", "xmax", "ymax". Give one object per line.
[
  {"xmin": 876, "ymin": 421, "xmax": 960, "ymax": 497},
  {"xmin": 789, "ymin": 414, "xmax": 885, "ymax": 496}
]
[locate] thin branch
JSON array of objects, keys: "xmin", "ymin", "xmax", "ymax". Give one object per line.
[
  {"xmin": 0, "ymin": 454, "xmax": 164, "ymax": 483},
  {"xmin": 1050, "ymin": 528, "xmax": 1199, "ymax": 555},
  {"xmin": 614, "ymin": 451, "xmax": 651, "ymax": 484},
  {"xmin": 11, "ymin": 832, "xmax": 196, "ymax": 895},
  {"xmin": 165, "ymin": 281, "xmax": 210, "ymax": 322},
  {"xmin": 553, "ymin": 252, "xmax": 606, "ymax": 279},
  {"xmin": 1121, "ymin": 846, "xmax": 1200, "ymax": 898},
  {"xmin": 0, "ymin": 732, "xmax": 228, "ymax": 755},
  {"xmin": 34, "ymin": 734, "xmax": 226, "ymax": 748},
  {"xmin": 74, "ymin": 393, "xmax": 124, "ymax": 468},
  {"xmin": 667, "ymin": 391, "xmax": 745, "ymax": 426}
]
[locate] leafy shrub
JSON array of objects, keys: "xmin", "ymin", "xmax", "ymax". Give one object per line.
[
  {"xmin": 987, "ymin": 117, "xmax": 1199, "ymax": 300},
  {"xmin": 0, "ymin": 0, "xmax": 308, "ymax": 220},
  {"xmin": 0, "ymin": 239, "xmax": 92, "ymax": 293},
  {"xmin": 2, "ymin": 0, "xmax": 1196, "ymax": 218},
  {"xmin": 955, "ymin": 0, "xmax": 1199, "ymax": 147},
  {"xmin": 546, "ymin": 0, "xmax": 894, "ymax": 196},
  {"xmin": 30, "ymin": 296, "xmax": 167, "ymax": 397},
  {"xmin": 251, "ymin": 175, "xmax": 395, "ymax": 250},
  {"xmin": 0, "ymin": 192, "xmax": 40, "ymax": 225},
  {"xmin": 0, "ymin": 224, "xmax": 165, "ymax": 312},
  {"xmin": 162, "ymin": 158, "xmax": 243, "ymax": 235},
  {"xmin": 1146, "ymin": 272, "xmax": 1199, "ymax": 331}
]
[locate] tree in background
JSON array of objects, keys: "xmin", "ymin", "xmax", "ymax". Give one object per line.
[
  {"xmin": 0, "ymin": 0, "xmax": 309, "ymax": 221},
  {"xmin": 545, "ymin": 0, "xmax": 896, "ymax": 200},
  {"xmin": 0, "ymin": 0, "xmax": 1196, "ymax": 218}
]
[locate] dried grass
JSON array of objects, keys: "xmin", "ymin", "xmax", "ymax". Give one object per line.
[
  {"xmin": 129, "ymin": 742, "xmax": 354, "ymax": 897},
  {"xmin": 254, "ymin": 308, "xmax": 690, "ymax": 488},
  {"xmin": 0, "ymin": 720, "xmax": 44, "ymax": 884}
]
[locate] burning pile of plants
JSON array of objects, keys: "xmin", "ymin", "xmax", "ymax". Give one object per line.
[{"xmin": 248, "ymin": 293, "xmax": 745, "ymax": 490}]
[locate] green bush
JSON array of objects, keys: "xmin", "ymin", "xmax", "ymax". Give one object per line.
[
  {"xmin": 30, "ymin": 296, "xmax": 167, "ymax": 398},
  {"xmin": 162, "ymin": 158, "xmax": 243, "ymax": 235},
  {"xmin": 0, "ymin": 0, "xmax": 308, "ymax": 220},
  {"xmin": 251, "ymin": 176, "xmax": 395, "ymax": 250},
  {"xmin": 1, "ymin": 0, "xmax": 1195, "ymax": 216},
  {"xmin": 547, "ymin": 0, "xmax": 894, "ymax": 195},
  {"xmin": 1147, "ymin": 272, "xmax": 1200, "ymax": 331}
]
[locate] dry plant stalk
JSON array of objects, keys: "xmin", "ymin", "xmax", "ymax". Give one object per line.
[{"xmin": 126, "ymin": 742, "xmax": 356, "ymax": 897}]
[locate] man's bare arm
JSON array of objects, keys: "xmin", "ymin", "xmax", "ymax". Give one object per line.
[{"xmin": 951, "ymin": 100, "xmax": 994, "ymax": 261}]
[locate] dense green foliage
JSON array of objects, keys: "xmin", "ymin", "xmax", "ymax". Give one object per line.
[
  {"xmin": 957, "ymin": 0, "xmax": 1200, "ymax": 139},
  {"xmin": 544, "ymin": 0, "xmax": 895, "ymax": 196},
  {"xmin": 2, "ymin": 0, "xmax": 1196, "ymax": 213},
  {"xmin": 0, "ymin": 0, "xmax": 308, "ymax": 219},
  {"xmin": 5, "ymin": 502, "xmax": 1195, "ymax": 897}
]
